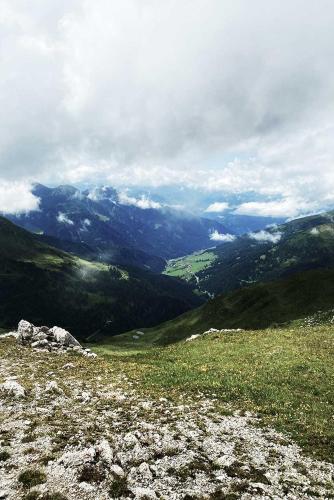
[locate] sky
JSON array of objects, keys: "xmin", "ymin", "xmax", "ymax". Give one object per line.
[{"xmin": 0, "ymin": 0, "xmax": 334, "ymax": 217}]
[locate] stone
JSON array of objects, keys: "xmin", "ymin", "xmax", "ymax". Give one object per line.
[
  {"xmin": 49, "ymin": 326, "xmax": 82, "ymax": 347},
  {"xmin": 59, "ymin": 446, "xmax": 96, "ymax": 468},
  {"xmin": 203, "ymin": 328, "xmax": 219, "ymax": 334},
  {"xmin": 186, "ymin": 334, "xmax": 201, "ymax": 342},
  {"xmin": 96, "ymin": 439, "xmax": 113, "ymax": 465},
  {"xmin": 13, "ymin": 320, "xmax": 95, "ymax": 358},
  {"xmin": 0, "ymin": 331, "xmax": 18, "ymax": 339},
  {"xmin": 33, "ymin": 332, "xmax": 47, "ymax": 341},
  {"xmin": 45, "ymin": 381, "xmax": 63, "ymax": 395},
  {"xmin": 17, "ymin": 320, "xmax": 34, "ymax": 342},
  {"xmin": 137, "ymin": 462, "xmax": 153, "ymax": 480},
  {"xmin": 110, "ymin": 464, "xmax": 125, "ymax": 478},
  {"xmin": 62, "ymin": 363, "xmax": 75, "ymax": 369},
  {"xmin": 31, "ymin": 339, "xmax": 49, "ymax": 348},
  {"xmin": 0, "ymin": 380, "xmax": 25, "ymax": 398},
  {"xmin": 132, "ymin": 487, "xmax": 157, "ymax": 499}
]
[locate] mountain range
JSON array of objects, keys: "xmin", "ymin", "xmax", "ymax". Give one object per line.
[
  {"xmin": 3, "ymin": 184, "xmax": 334, "ymax": 342},
  {"xmin": 7, "ymin": 184, "xmax": 227, "ymax": 271}
]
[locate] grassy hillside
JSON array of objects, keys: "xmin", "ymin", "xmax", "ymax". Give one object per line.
[
  {"xmin": 166, "ymin": 211, "xmax": 334, "ymax": 296},
  {"xmin": 0, "ymin": 217, "xmax": 202, "ymax": 338},
  {"xmin": 95, "ymin": 323, "xmax": 334, "ymax": 462},
  {"xmin": 109, "ymin": 267, "xmax": 334, "ymax": 346}
]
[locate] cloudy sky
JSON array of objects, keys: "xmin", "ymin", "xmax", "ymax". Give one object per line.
[{"xmin": 1, "ymin": 0, "xmax": 334, "ymax": 216}]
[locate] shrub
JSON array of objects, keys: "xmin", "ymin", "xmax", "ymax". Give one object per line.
[
  {"xmin": 0, "ymin": 450, "xmax": 10, "ymax": 461},
  {"xmin": 18, "ymin": 469, "xmax": 47, "ymax": 488}
]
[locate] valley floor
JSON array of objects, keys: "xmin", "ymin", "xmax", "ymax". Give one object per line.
[{"xmin": 0, "ymin": 332, "xmax": 334, "ymax": 499}]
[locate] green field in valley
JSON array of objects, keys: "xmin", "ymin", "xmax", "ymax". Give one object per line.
[{"xmin": 164, "ymin": 250, "xmax": 217, "ymax": 281}]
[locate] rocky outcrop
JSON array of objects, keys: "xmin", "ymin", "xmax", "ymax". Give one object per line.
[
  {"xmin": 186, "ymin": 327, "xmax": 244, "ymax": 342},
  {"xmin": 15, "ymin": 320, "xmax": 96, "ymax": 358}
]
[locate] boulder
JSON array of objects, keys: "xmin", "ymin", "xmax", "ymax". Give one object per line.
[
  {"xmin": 49, "ymin": 326, "xmax": 81, "ymax": 347},
  {"xmin": 31, "ymin": 339, "xmax": 49, "ymax": 349},
  {"xmin": 17, "ymin": 320, "xmax": 34, "ymax": 342},
  {"xmin": 14, "ymin": 320, "xmax": 95, "ymax": 358}
]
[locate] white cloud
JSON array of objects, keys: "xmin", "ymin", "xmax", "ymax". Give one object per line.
[
  {"xmin": 234, "ymin": 198, "xmax": 316, "ymax": 218},
  {"xmin": 57, "ymin": 212, "xmax": 74, "ymax": 225},
  {"xmin": 205, "ymin": 202, "xmax": 229, "ymax": 213},
  {"xmin": 118, "ymin": 192, "xmax": 161, "ymax": 210},
  {"xmin": 0, "ymin": 181, "xmax": 40, "ymax": 214},
  {"xmin": 0, "ymin": 1, "xmax": 334, "ymax": 217},
  {"xmin": 209, "ymin": 230, "xmax": 236, "ymax": 242},
  {"xmin": 248, "ymin": 230, "xmax": 282, "ymax": 243}
]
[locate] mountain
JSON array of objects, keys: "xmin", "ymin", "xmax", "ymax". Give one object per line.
[
  {"xmin": 165, "ymin": 211, "xmax": 334, "ymax": 296},
  {"xmin": 114, "ymin": 267, "xmax": 334, "ymax": 345},
  {"xmin": 0, "ymin": 217, "xmax": 203, "ymax": 338},
  {"xmin": 6, "ymin": 184, "xmax": 227, "ymax": 269}
]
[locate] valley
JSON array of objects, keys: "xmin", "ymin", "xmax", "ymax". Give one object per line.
[
  {"xmin": 2, "ymin": 194, "xmax": 334, "ymax": 499},
  {"xmin": 164, "ymin": 211, "xmax": 334, "ymax": 296}
]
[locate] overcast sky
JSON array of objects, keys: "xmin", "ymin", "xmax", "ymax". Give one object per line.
[{"xmin": 0, "ymin": 0, "xmax": 334, "ymax": 216}]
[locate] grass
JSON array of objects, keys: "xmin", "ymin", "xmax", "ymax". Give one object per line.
[
  {"xmin": 164, "ymin": 250, "xmax": 217, "ymax": 281},
  {"xmin": 95, "ymin": 324, "xmax": 334, "ymax": 462},
  {"xmin": 18, "ymin": 469, "xmax": 47, "ymax": 488},
  {"xmin": 24, "ymin": 493, "xmax": 67, "ymax": 500},
  {"xmin": 108, "ymin": 476, "xmax": 130, "ymax": 498},
  {"xmin": 0, "ymin": 450, "xmax": 10, "ymax": 461},
  {"xmin": 109, "ymin": 267, "xmax": 334, "ymax": 346}
]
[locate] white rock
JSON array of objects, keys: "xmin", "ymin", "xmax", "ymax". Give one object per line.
[
  {"xmin": 110, "ymin": 464, "xmax": 125, "ymax": 478},
  {"xmin": 186, "ymin": 334, "xmax": 201, "ymax": 342},
  {"xmin": 137, "ymin": 462, "xmax": 153, "ymax": 480},
  {"xmin": 0, "ymin": 380, "xmax": 25, "ymax": 398},
  {"xmin": 79, "ymin": 482, "xmax": 95, "ymax": 492},
  {"xmin": 62, "ymin": 363, "xmax": 75, "ymax": 369},
  {"xmin": 45, "ymin": 381, "xmax": 63, "ymax": 395},
  {"xmin": 0, "ymin": 331, "xmax": 18, "ymax": 339},
  {"xmin": 31, "ymin": 339, "xmax": 49, "ymax": 348},
  {"xmin": 49, "ymin": 326, "xmax": 81, "ymax": 347},
  {"xmin": 17, "ymin": 319, "xmax": 34, "ymax": 340},
  {"xmin": 133, "ymin": 487, "xmax": 157, "ymax": 499},
  {"xmin": 33, "ymin": 332, "xmax": 47, "ymax": 341},
  {"xmin": 86, "ymin": 352, "xmax": 97, "ymax": 358},
  {"xmin": 96, "ymin": 439, "xmax": 113, "ymax": 465},
  {"xmin": 0, "ymin": 490, "xmax": 9, "ymax": 499},
  {"xmin": 59, "ymin": 446, "xmax": 96, "ymax": 467},
  {"xmin": 203, "ymin": 328, "xmax": 219, "ymax": 334}
]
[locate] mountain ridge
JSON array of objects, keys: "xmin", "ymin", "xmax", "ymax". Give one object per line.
[
  {"xmin": 0, "ymin": 216, "xmax": 202, "ymax": 338},
  {"xmin": 165, "ymin": 210, "xmax": 334, "ymax": 296},
  {"xmin": 6, "ymin": 183, "xmax": 228, "ymax": 270}
]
